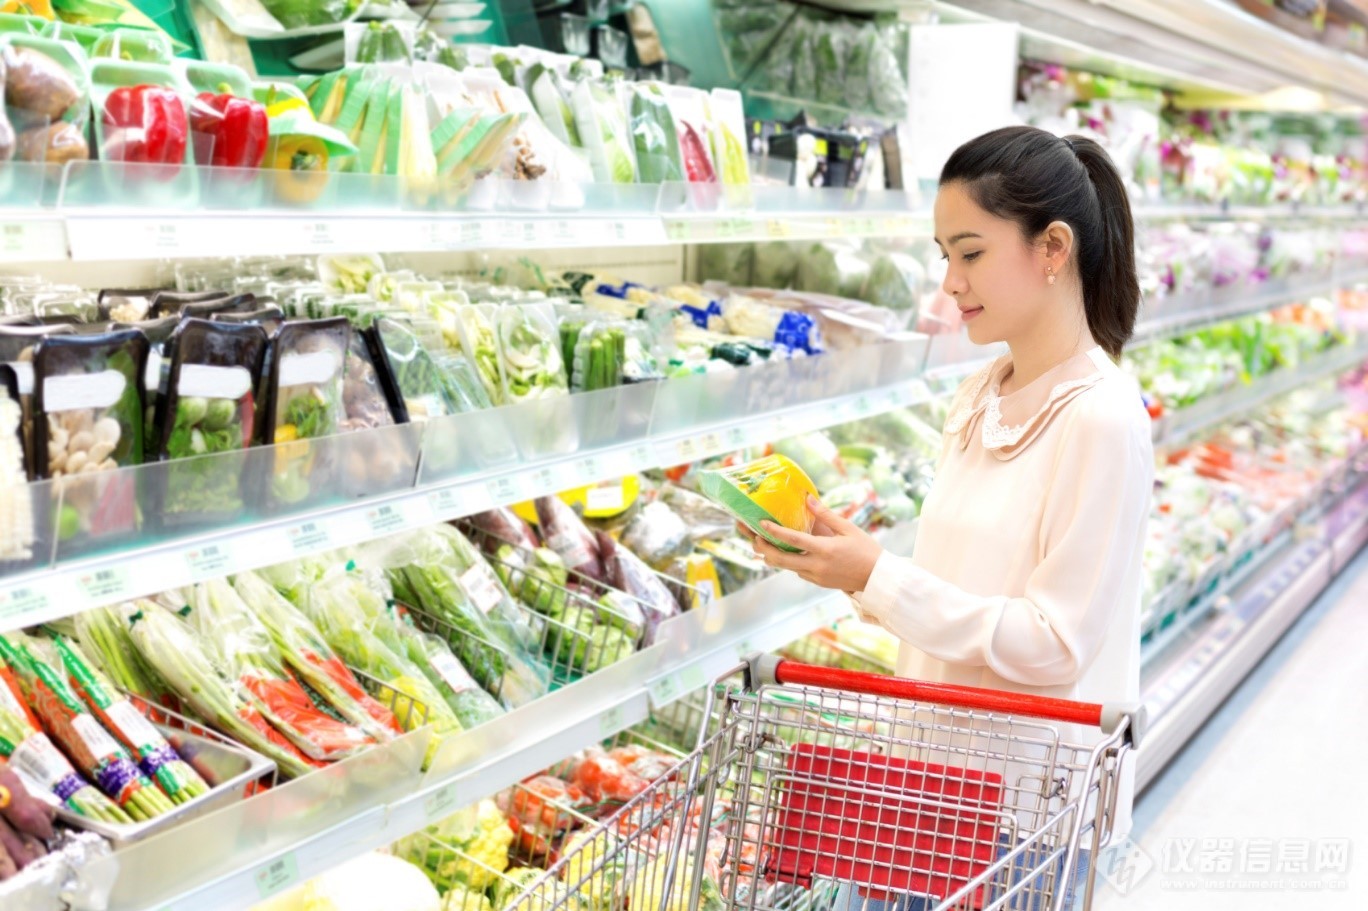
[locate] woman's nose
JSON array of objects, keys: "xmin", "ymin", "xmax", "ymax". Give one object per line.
[{"xmin": 942, "ymin": 267, "xmax": 967, "ymax": 297}]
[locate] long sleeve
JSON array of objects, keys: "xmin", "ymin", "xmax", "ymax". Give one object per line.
[{"xmin": 853, "ymin": 398, "xmax": 1152, "ymax": 687}]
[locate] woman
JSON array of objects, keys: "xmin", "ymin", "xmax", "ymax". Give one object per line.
[{"xmin": 751, "ymin": 125, "xmax": 1153, "ymax": 909}]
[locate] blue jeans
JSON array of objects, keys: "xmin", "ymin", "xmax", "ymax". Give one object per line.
[{"xmin": 828, "ymin": 837, "xmax": 1091, "ymax": 911}]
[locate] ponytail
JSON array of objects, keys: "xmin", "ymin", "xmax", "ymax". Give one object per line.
[{"xmin": 940, "ymin": 126, "xmax": 1140, "ymax": 358}]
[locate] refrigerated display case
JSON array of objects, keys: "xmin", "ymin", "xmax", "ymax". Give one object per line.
[{"xmin": 4, "ymin": 2, "xmax": 1368, "ymax": 909}]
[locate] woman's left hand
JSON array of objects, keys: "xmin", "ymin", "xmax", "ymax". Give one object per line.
[{"xmin": 751, "ymin": 495, "xmax": 883, "ymax": 594}]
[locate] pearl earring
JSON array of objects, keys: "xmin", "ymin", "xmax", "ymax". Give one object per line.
[{"xmin": 1046, "ymin": 266, "xmax": 1055, "ymax": 285}]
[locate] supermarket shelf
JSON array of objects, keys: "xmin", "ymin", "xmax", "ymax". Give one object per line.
[
  {"xmin": 936, "ymin": 0, "xmax": 1368, "ymax": 105},
  {"xmin": 6, "ymin": 160, "xmax": 1368, "ymax": 262},
  {"xmin": 0, "ymin": 338, "xmax": 931, "ymax": 634},
  {"xmin": 1151, "ymin": 340, "xmax": 1368, "ymax": 449},
  {"xmin": 1130, "ymin": 268, "xmax": 1368, "ymax": 346},
  {"xmin": 1137, "ymin": 475, "xmax": 1368, "ymax": 790},
  {"xmin": 93, "ymin": 522, "xmax": 915, "ymax": 911}
]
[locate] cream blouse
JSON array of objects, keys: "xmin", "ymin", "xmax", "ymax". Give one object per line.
[{"xmin": 852, "ymin": 345, "xmax": 1153, "ymax": 841}]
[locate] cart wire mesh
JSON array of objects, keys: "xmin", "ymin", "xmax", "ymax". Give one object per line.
[{"xmin": 506, "ymin": 660, "xmax": 1138, "ymax": 911}]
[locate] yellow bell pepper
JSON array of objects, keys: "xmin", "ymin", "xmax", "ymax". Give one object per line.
[{"xmin": 266, "ymin": 134, "xmax": 330, "ymax": 205}]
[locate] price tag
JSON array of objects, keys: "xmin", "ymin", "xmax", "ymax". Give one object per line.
[
  {"xmin": 253, "ymin": 852, "xmax": 299, "ymax": 900},
  {"xmin": 461, "ymin": 563, "xmax": 506, "ymax": 614},
  {"xmin": 528, "ymin": 465, "xmax": 561, "ymax": 494},
  {"xmin": 366, "ymin": 503, "xmax": 409, "ymax": 536},
  {"xmin": 726, "ymin": 426, "xmax": 747, "ymax": 449},
  {"xmin": 306, "ymin": 222, "xmax": 334, "ymax": 249},
  {"xmin": 287, "ymin": 521, "xmax": 331, "ymax": 555},
  {"xmin": 184, "ymin": 542, "xmax": 234, "ymax": 581},
  {"xmin": 423, "ymin": 782, "xmax": 461, "ymax": 823},
  {"xmin": 766, "ymin": 219, "xmax": 792, "ymax": 238},
  {"xmin": 598, "ymin": 704, "xmax": 625, "ymax": 739},
  {"xmin": 428, "ymin": 486, "xmax": 467, "ymax": 519},
  {"xmin": 575, "ymin": 455, "xmax": 602, "ymax": 484},
  {"xmin": 76, "ymin": 567, "xmax": 132, "ymax": 605},
  {"xmin": 854, "ymin": 394, "xmax": 873, "ymax": 417},
  {"xmin": 678, "ymin": 662, "xmax": 708, "ymax": 693},
  {"xmin": 648, "ymin": 672, "xmax": 681, "ymax": 707},
  {"xmin": 458, "ymin": 221, "xmax": 485, "ymax": 247},
  {"xmin": 0, "ymin": 586, "xmax": 49, "ymax": 622},
  {"xmin": 586, "ymin": 483, "xmax": 625, "ymax": 512},
  {"xmin": 675, "ymin": 437, "xmax": 701, "ymax": 463},
  {"xmin": 629, "ymin": 443, "xmax": 653, "ymax": 467},
  {"xmin": 737, "ymin": 638, "xmax": 755, "ymax": 658},
  {"xmin": 666, "ymin": 221, "xmax": 688, "ymax": 242},
  {"xmin": 700, "ymin": 431, "xmax": 724, "ymax": 456},
  {"xmin": 486, "ymin": 474, "xmax": 526, "ymax": 504}
]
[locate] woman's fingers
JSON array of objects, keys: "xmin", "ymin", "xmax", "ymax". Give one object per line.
[
  {"xmin": 806, "ymin": 495, "xmax": 856, "ymax": 533},
  {"xmin": 758, "ymin": 521, "xmax": 825, "ymax": 555}
]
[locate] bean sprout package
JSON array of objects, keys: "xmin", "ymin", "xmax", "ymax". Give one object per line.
[
  {"xmin": 262, "ymin": 318, "xmax": 348, "ymax": 509},
  {"xmin": 700, "ymin": 454, "xmax": 820, "ymax": 553},
  {"xmin": 153, "ymin": 319, "xmax": 268, "ymax": 528},
  {"xmin": 33, "ymin": 329, "xmax": 148, "ymax": 551}
]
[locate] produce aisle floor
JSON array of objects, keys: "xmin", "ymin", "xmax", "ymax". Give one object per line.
[{"xmin": 1095, "ymin": 548, "xmax": 1368, "ymax": 909}]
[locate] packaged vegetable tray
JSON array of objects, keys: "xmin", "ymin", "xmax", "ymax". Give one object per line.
[
  {"xmin": 0, "ymin": 34, "xmax": 92, "ymax": 165},
  {"xmin": 261, "ymin": 318, "xmax": 349, "ymax": 509},
  {"xmin": 699, "ymin": 454, "xmax": 820, "ymax": 553},
  {"xmin": 32, "ymin": 329, "xmax": 148, "ymax": 553},
  {"xmin": 153, "ymin": 319, "xmax": 268, "ymax": 529}
]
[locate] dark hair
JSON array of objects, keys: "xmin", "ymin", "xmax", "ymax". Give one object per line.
[{"xmin": 939, "ymin": 125, "xmax": 1139, "ymax": 358}]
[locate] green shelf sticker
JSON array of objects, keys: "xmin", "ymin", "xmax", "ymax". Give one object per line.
[
  {"xmin": 598, "ymin": 704, "xmax": 626, "ymax": 738},
  {"xmin": 76, "ymin": 566, "xmax": 132, "ymax": 605},
  {"xmin": 423, "ymin": 783, "xmax": 460, "ymax": 823},
  {"xmin": 184, "ymin": 542, "xmax": 234, "ymax": 580},
  {"xmin": 0, "ymin": 586, "xmax": 50, "ymax": 622},
  {"xmin": 287, "ymin": 521, "xmax": 331, "ymax": 555},
  {"xmin": 366, "ymin": 503, "xmax": 408, "ymax": 536}
]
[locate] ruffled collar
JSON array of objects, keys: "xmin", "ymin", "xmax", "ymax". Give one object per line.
[{"xmin": 946, "ymin": 347, "xmax": 1111, "ymax": 460}]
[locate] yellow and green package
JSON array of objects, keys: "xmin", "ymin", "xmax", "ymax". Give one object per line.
[{"xmin": 700, "ymin": 454, "xmax": 819, "ymax": 553}]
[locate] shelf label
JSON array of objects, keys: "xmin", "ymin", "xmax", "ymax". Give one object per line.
[
  {"xmin": 307, "ymin": 222, "xmax": 335, "ymax": 250},
  {"xmin": 184, "ymin": 543, "xmax": 234, "ymax": 581},
  {"xmin": 586, "ymin": 483, "xmax": 626, "ymax": 512},
  {"xmin": 575, "ymin": 455, "xmax": 602, "ymax": 484},
  {"xmin": 0, "ymin": 586, "xmax": 49, "ymax": 622},
  {"xmin": 527, "ymin": 465, "xmax": 561, "ymax": 494},
  {"xmin": 76, "ymin": 567, "xmax": 132, "ymax": 605},
  {"xmin": 675, "ymin": 437, "xmax": 701, "ymax": 463},
  {"xmin": 486, "ymin": 474, "xmax": 526, "ymax": 504},
  {"xmin": 648, "ymin": 662, "xmax": 710, "ymax": 709},
  {"xmin": 766, "ymin": 219, "xmax": 792, "ymax": 238},
  {"xmin": 423, "ymin": 782, "xmax": 461, "ymax": 823},
  {"xmin": 365, "ymin": 503, "xmax": 408, "ymax": 537},
  {"xmin": 287, "ymin": 521, "xmax": 331, "ymax": 555},
  {"xmin": 598, "ymin": 704, "xmax": 626, "ymax": 739},
  {"xmin": 630, "ymin": 443, "xmax": 653, "ymax": 466},
  {"xmin": 699, "ymin": 431, "xmax": 724, "ymax": 457},
  {"xmin": 253, "ymin": 852, "xmax": 299, "ymax": 900},
  {"xmin": 428, "ymin": 486, "xmax": 466, "ymax": 518},
  {"xmin": 726, "ymin": 426, "xmax": 747, "ymax": 449}
]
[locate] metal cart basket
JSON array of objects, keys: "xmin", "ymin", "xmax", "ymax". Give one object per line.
[{"xmin": 508, "ymin": 654, "xmax": 1145, "ymax": 911}]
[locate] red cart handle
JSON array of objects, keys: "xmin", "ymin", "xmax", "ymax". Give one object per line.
[{"xmin": 750, "ymin": 655, "xmax": 1145, "ymax": 745}]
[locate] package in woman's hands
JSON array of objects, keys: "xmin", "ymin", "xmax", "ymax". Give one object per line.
[{"xmin": 700, "ymin": 454, "xmax": 819, "ymax": 553}]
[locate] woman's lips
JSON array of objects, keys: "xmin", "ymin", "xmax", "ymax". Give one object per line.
[{"xmin": 960, "ymin": 306, "xmax": 984, "ymax": 322}]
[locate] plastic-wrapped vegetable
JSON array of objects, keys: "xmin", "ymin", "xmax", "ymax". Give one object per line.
[
  {"xmin": 597, "ymin": 533, "xmax": 680, "ymax": 644},
  {"xmin": 0, "ymin": 646, "xmax": 127, "ymax": 824},
  {"xmin": 389, "ymin": 618, "xmax": 505, "ymax": 730},
  {"xmin": 571, "ymin": 320, "xmax": 661, "ymax": 391},
  {"xmin": 753, "ymin": 241, "xmax": 801, "ymax": 289},
  {"xmin": 864, "ymin": 251, "xmax": 925, "ymax": 321},
  {"xmin": 155, "ymin": 319, "xmax": 267, "ymax": 526},
  {"xmin": 700, "ymin": 454, "xmax": 820, "ymax": 553},
  {"xmin": 571, "ymin": 78, "xmax": 636, "ymax": 184},
  {"xmin": 534, "ymin": 495, "xmax": 605, "ymax": 583},
  {"xmin": 620, "ymin": 502, "xmax": 690, "ymax": 567},
  {"xmin": 371, "ymin": 316, "xmax": 458, "ymax": 422},
  {"xmin": 468, "ymin": 507, "xmax": 540, "ymax": 551},
  {"xmin": 33, "ymin": 329, "xmax": 147, "ymax": 549},
  {"xmin": 371, "ymin": 528, "xmax": 549, "ymax": 708},
  {"xmin": 263, "ymin": 319, "xmax": 349, "ymax": 507},
  {"xmin": 772, "ymin": 432, "xmax": 846, "ymax": 491},
  {"xmin": 524, "ymin": 63, "xmax": 579, "ymax": 148},
  {"xmin": 454, "ymin": 304, "xmax": 505, "ymax": 406},
  {"xmin": 797, "ymin": 241, "xmax": 871, "ymax": 299},
  {"xmin": 185, "ymin": 578, "xmax": 375, "ymax": 762},
  {"xmin": 498, "ymin": 304, "xmax": 568, "ymax": 402},
  {"xmin": 295, "ymin": 564, "xmax": 466, "ymax": 753},
  {"xmin": 51, "ymin": 635, "xmax": 209, "ymax": 806},
  {"xmin": 628, "ymin": 82, "xmax": 682, "ymax": 184},
  {"xmin": 2, "ymin": 634, "xmax": 174, "ymax": 821},
  {"xmin": 231, "ymin": 570, "xmax": 403, "ymax": 741}
]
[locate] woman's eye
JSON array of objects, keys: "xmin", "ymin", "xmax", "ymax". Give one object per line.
[
  {"xmin": 938, "ymin": 253, "xmax": 949, "ymax": 262},
  {"xmin": 962, "ymin": 251, "xmax": 982, "ymax": 262}
]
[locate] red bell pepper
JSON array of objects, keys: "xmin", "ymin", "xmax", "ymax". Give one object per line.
[
  {"xmin": 101, "ymin": 85, "xmax": 188, "ymax": 168},
  {"xmin": 190, "ymin": 90, "xmax": 269, "ymax": 169}
]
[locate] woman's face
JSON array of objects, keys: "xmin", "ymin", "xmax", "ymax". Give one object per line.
[{"xmin": 933, "ymin": 182, "xmax": 1049, "ymax": 347}]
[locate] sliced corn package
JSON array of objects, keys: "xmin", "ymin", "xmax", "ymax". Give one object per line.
[{"xmin": 699, "ymin": 454, "xmax": 819, "ymax": 553}]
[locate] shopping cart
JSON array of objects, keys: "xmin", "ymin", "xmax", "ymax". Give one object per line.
[{"xmin": 508, "ymin": 654, "xmax": 1145, "ymax": 911}]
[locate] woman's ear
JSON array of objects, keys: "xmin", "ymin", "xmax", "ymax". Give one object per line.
[{"xmin": 1041, "ymin": 221, "xmax": 1075, "ymax": 273}]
